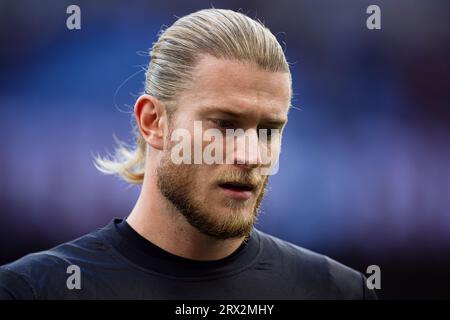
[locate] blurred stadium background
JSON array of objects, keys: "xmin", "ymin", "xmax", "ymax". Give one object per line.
[{"xmin": 0, "ymin": 0, "xmax": 449, "ymax": 299}]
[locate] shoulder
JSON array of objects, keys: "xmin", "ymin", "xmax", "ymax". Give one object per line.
[
  {"xmin": 0, "ymin": 227, "xmax": 111, "ymax": 300},
  {"xmin": 254, "ymin": 228, "xmax": 377, "ymax": 299}
]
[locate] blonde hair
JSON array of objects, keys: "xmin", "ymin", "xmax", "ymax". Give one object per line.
[{"xmin": 93, "ymin": 8, "xmax": 291, "ymax": 185}]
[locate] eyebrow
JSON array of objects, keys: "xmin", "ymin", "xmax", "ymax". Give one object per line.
[{"xmin": 199, "ymin": 105, "xmax": 288, "ymax": 127}]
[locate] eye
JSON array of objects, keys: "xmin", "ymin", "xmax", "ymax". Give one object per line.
[
  {"xmin": 258, "ymin": 128, "xmax": 278, "ymax": 139},
  {"xmin": 211, "ymin": 119, "xmax": 236, "ymax": 129}
]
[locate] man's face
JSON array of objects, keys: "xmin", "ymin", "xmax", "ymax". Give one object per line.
[{"xmin": 157, "ymin": 55, "xmax": 291, "ymax": 240}]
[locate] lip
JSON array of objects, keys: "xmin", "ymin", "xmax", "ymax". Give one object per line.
[
  {"xmin": 218, "ymin": 183, "xmax": 255, "ymax": 200},
  {"xmin": 219, "ymin": 186, "xmax": 253, "ymax": 199}
]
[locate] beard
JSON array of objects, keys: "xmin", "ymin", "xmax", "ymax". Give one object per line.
[{"xmin": 156, "ymin": 139, "xmax": 269, "ymax": 240}]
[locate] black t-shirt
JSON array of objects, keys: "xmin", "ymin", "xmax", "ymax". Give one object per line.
[{"xmin": 0, "ymin": 219, "xmax": 377, "ymax": 299}]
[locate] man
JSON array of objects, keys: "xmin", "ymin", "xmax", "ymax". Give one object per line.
[{"xmin": 0, "ymin": 8, "xmax": 376, "ymax": 299}]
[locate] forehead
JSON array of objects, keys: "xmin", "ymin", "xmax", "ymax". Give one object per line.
[{"xmin": 176, "ymin": 55, "xmax": 291, "ymax": 121}]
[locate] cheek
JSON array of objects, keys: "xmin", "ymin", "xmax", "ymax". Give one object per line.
[
  {"xmin": 189, "ymin": 167, "xmax": 216, "ymax": 203},
  {"xmin": 194, "ymin": 165, "xmax": 213, "ymax": 186}
]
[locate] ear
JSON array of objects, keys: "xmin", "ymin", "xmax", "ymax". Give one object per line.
[{"xmin": 134, "ymin": 94, "xmax": 167, "ymax": 151}]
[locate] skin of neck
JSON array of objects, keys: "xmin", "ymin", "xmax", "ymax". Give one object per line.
[{"xmin": 126, "ymin": 147, "xmax": 246, "ymax": 261}]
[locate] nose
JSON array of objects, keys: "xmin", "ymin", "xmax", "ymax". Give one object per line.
[{"xmin": 232, "ymin": 128, "xmax": 263, "ymax": 169}]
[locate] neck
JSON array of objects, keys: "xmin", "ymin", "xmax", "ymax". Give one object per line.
[{"xmin": 126, "ymin": 155, "xmax": 245, "ymax": 261}]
